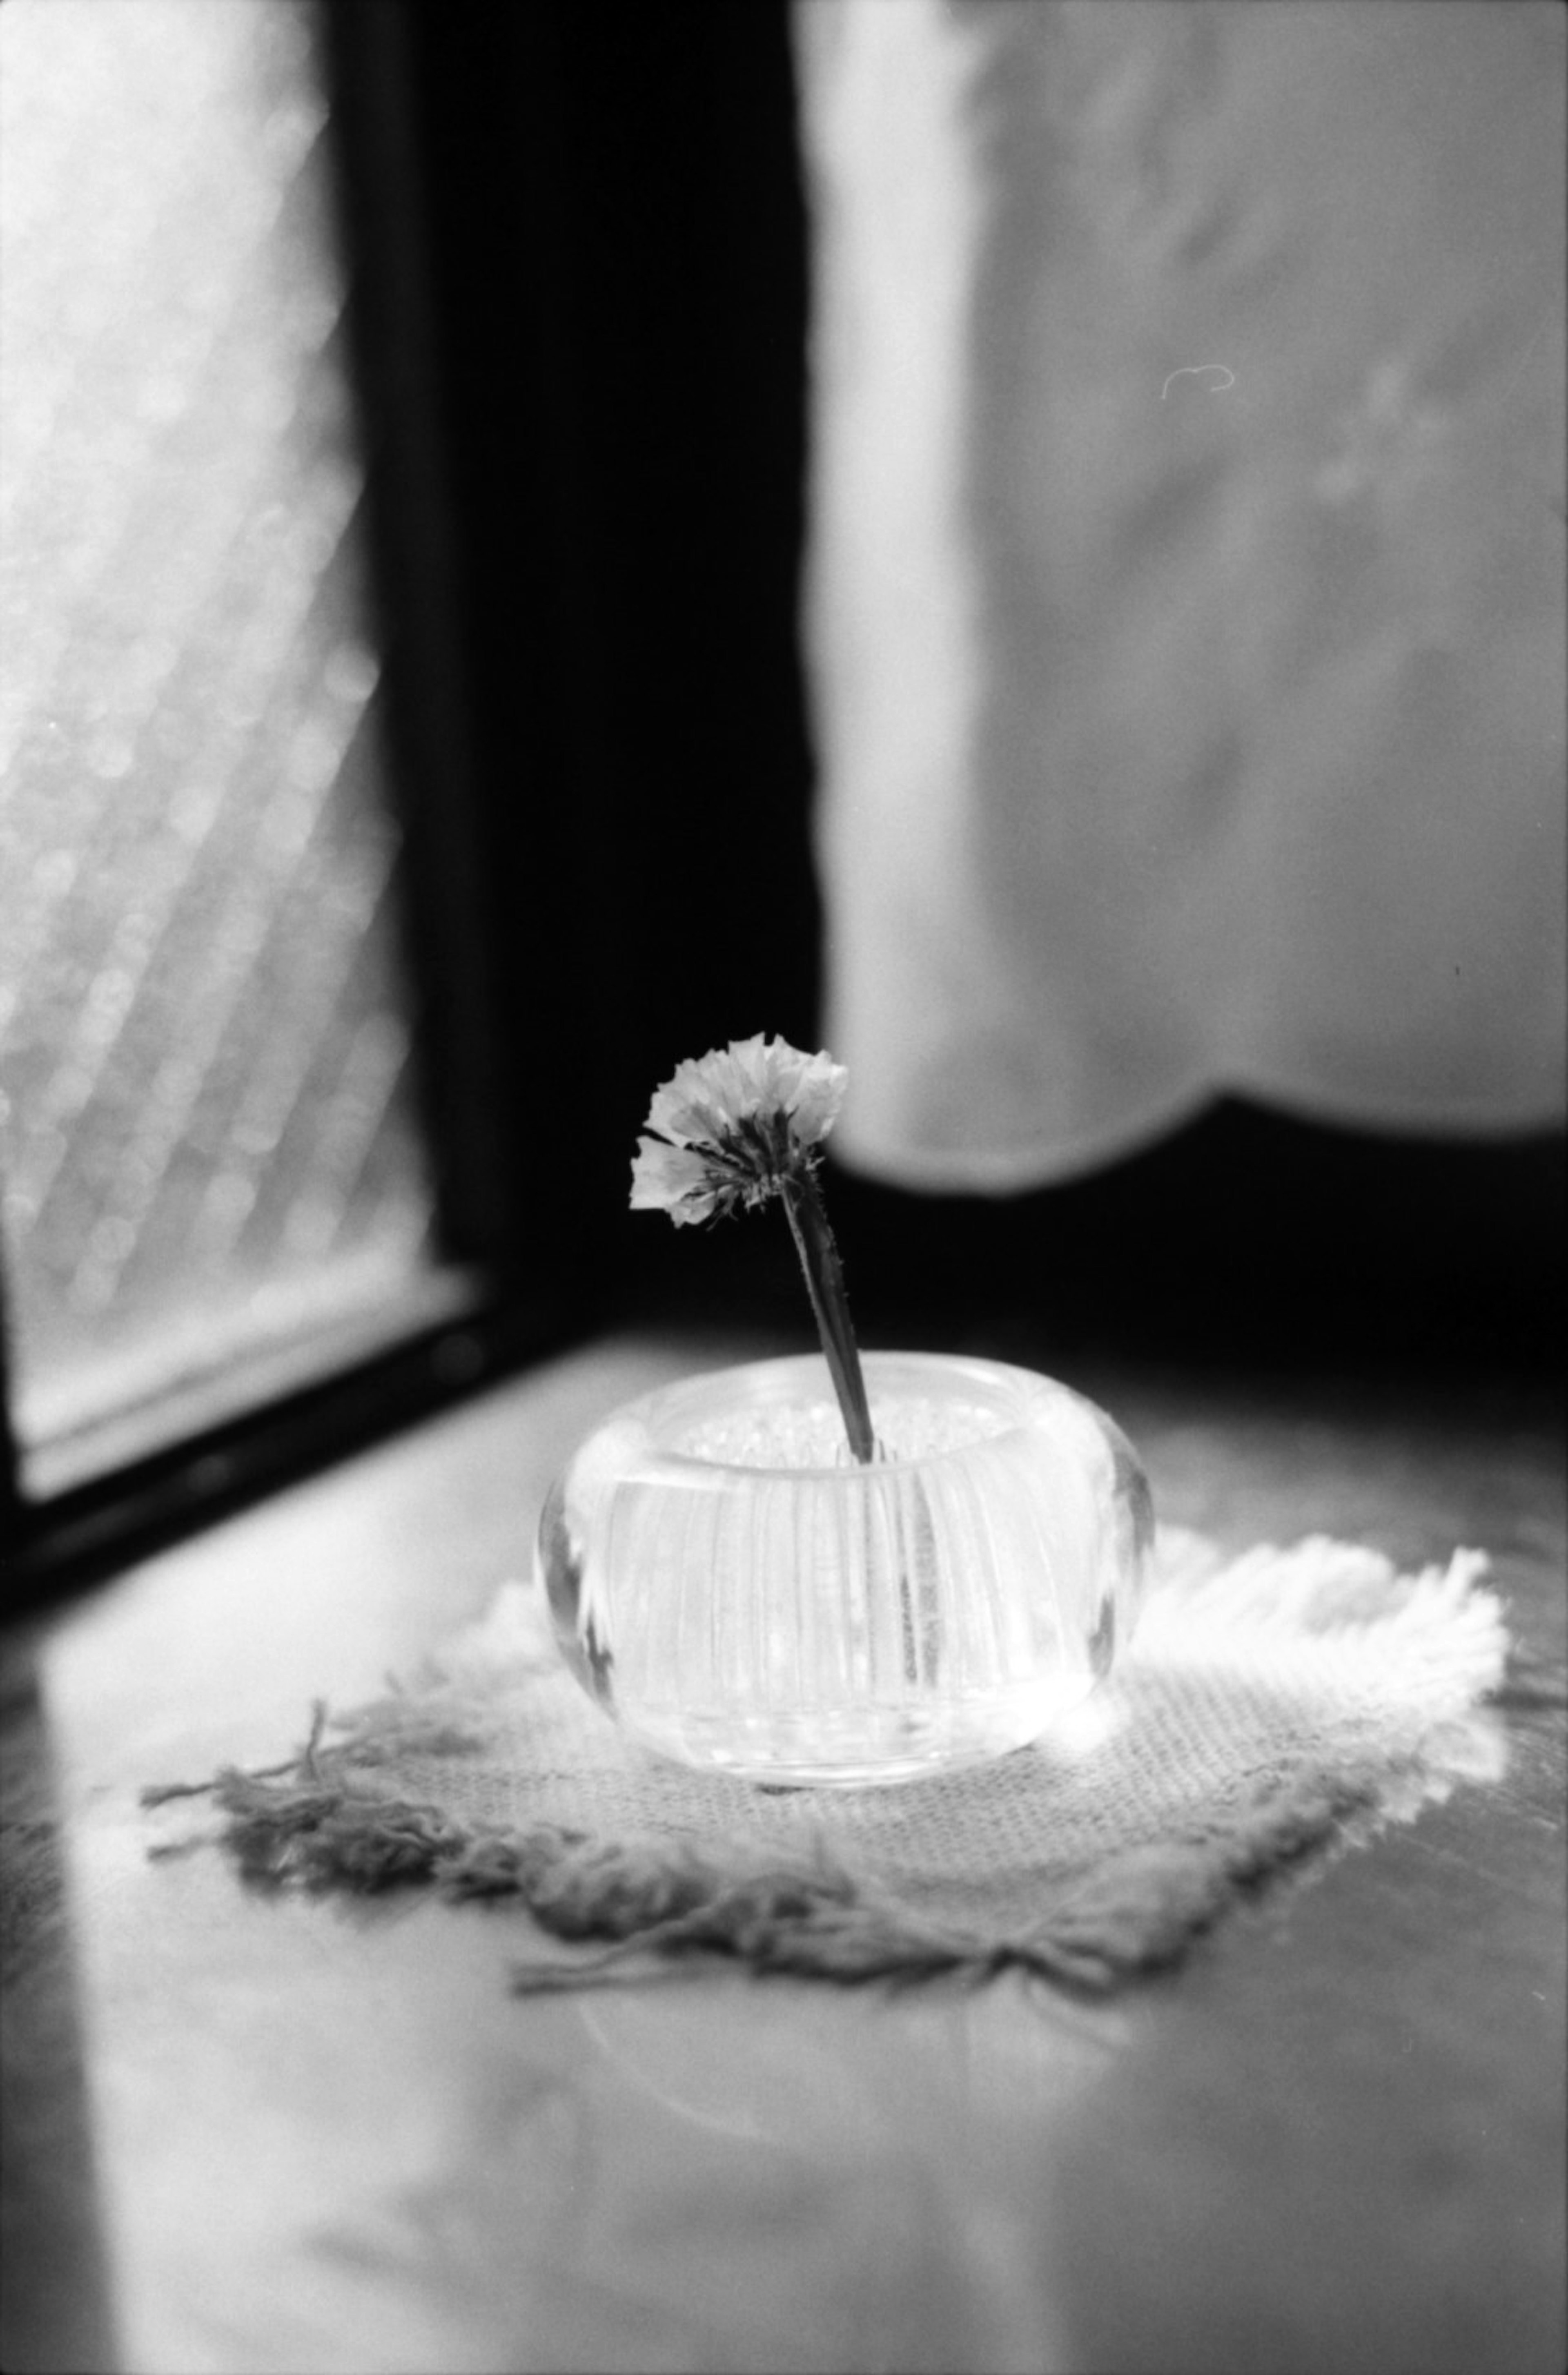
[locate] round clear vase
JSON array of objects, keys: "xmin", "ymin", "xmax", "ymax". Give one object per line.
[{"xmin": 536, "ymin": 1351, "xmax": 1154, "ymax": 1787}]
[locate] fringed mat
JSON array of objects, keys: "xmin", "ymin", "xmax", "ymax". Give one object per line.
[{"xmin": 143, "ymin": 1528, "xmax": 1508, "ymax": 1996}]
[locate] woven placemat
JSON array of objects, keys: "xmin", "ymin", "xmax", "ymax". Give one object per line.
[{"xmin": 143, "ymin": 1527, "xmax": 1508, "ymax": 1995}]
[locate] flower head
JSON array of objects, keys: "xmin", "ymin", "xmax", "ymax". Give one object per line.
[{"xmin": 629, "ymin": 1034, "xmax": 848, "ymax": 1227}]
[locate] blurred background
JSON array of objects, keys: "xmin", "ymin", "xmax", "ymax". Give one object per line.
[{"xmin": 0, "ymin": 0, "xmax": 1561, "ymax": 1576}]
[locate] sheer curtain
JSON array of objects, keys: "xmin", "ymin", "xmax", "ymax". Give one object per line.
[{"xmin": 796, "ymin": 0, "xmax": 1566, "ymax": 1190}]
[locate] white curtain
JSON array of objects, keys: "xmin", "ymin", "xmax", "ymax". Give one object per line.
[{"xmin": 796, "ymin": 0, "xmax": 1566, "ymax": 1189}]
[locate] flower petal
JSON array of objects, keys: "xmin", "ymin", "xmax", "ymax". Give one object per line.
[
  {"xmin": 629, "ymin": 1136, "xmax": 721, "ymax": 1225},
  {"xmin": 780, "ymin": 1048, "xmax": 847, "ymax": 1145}
]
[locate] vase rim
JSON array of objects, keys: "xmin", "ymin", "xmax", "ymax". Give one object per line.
[{"xmin": 604, "ymin": 1349, "xmax": 1108, "ymax": 1483}]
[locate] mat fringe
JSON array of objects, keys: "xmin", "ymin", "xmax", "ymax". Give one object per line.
[{"xmin": 142, "ymin": 1726, "xmax": 1393, "ymax": 1996}]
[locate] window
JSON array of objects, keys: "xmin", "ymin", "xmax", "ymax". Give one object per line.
[
  {"xmin": 0, "ymin": 0, "xmax": 460, "ymax": 1504},
  {"xmin": 0, "ymin": 0, "xmax": 821, "ymax": 1595},
  {"xmin": 0, "ymin": 0, "xmax": 550, "ymax": 1582}
]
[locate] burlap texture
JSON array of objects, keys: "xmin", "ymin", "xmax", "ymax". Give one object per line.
[{"xmin": 145, "ymin": 1527, "xmax": 1508, "ymax": 1994}]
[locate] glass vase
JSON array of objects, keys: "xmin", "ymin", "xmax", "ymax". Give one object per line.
[{"xmin": 536, "ymin": 1351, "xmax": 1153, "ymax": 1787}]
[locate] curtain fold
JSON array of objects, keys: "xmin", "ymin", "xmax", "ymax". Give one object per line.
[{"xmin": 797, "ymin": 0, "xmax": 1566, "ymax": 1189}]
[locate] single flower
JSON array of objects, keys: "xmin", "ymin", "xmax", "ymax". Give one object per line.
[
  {"xmin": 630, "ymin": 1036, "xmax": 873, "ymax": 1461},
  {"xmin": 631, "ymin": 1033, "xmax": 848, "ymax": 1220}
]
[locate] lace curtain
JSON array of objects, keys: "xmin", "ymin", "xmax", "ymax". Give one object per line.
[{"xmin": 796, "ymin": 0, "xmax": 1566, "ymax": 1188}]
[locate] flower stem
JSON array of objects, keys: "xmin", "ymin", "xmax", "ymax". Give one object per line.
[{"xmin": 779, "ymin": 1169, "xmax": 876, "ymax": 1463}]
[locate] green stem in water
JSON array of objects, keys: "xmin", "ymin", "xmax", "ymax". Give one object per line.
[{"xmin": 778, "ymin": 1167, "xmax": 876, "ymax": 1464}]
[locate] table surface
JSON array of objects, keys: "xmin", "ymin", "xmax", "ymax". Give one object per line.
[{"xmin": 3, "ymin": 1325, "xmax": 1564, "ymax": 2375}]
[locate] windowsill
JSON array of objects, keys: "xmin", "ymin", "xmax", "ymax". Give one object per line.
[
  {"xmin": 15, "ymin": 1262, "xmax": 485, "ymax": 1505},
  {"xmin": 3, "ymin": 1325, "xmax": 1564, "ymax": 2375}
]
